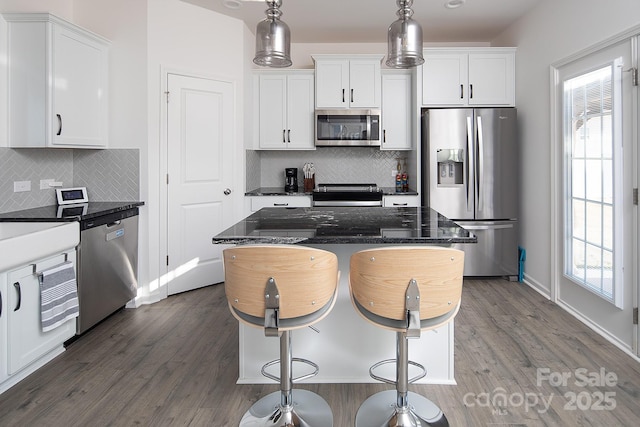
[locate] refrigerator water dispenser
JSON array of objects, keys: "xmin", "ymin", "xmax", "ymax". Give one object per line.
[{"xmin": 436, "ymin": 149, "xmax": 464, "ymax": 185}]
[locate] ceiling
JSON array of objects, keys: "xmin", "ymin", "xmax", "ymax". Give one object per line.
[{"xmin": 181, "ymin": 0, "xmax": 543, "ymax": 44}]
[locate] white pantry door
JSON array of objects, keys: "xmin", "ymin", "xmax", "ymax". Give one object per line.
[{"xmin": 166, "ymin": 73, "xmax": 234, "ymax": 295}]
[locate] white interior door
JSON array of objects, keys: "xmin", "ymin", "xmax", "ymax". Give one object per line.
[
  {"xmin": 556, "ymin": 39, "xmax": 637, "ymax": 353},
  {"xmin": 166, "ymin": 73, "xmax": 234, "ymax": 295}
]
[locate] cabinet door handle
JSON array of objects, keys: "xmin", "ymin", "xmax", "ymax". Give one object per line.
[
  {"xmin": 383, "ymin": 129, "xmax": 386, "ymax": 143},
  {"xmin": 393, "ymin": 202, "xmax": 408, "ymax": 206},
  {"xmin": 460, "ymin": 84, "xmax": 464, "ymax": 99},
  {"xmin": 13, "ymin": 282, "xmax": 21, "ymax": 311},
  {"xmin": 273, "ymin": 203, "xmax": 289, "ymax": 206},
  {"xmin": 282, "ymin": 129, "xmax": 286, "ymax": 143},
  {"xmin": 469, "ymin": 84, "xmax": 473, "ymax": 99},
  {"xmin": 56, "ymin": 114, "xmax": 62, "ymax": 135},
  {"xmin": 351, "ymin": 88, "xmax": 354, "ymax": 103},
  {"xmin": 1, "ymin": 288, "xmax": 3, "ymax": 317},
  {"xmin": 287, "ymin": 129, "xmax": 291, "ymax": 143},
  {"xmin": 342, "ymin": 89, "xmax": 345, "ymax": 103}
]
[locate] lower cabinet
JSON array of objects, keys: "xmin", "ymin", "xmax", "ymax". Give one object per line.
[
  {"xmin": 0, "ymin": 250, "xmax": 77, "ymax": 394},
  {"xmin": 383, "ymin": 195, "xmax": 420, "ymax": 207},
  {"xmin": 249, "ymin": 196, "xmax": 312, "ymax": 212}
]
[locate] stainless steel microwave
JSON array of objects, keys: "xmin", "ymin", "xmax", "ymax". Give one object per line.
[{"xmin": 315, "ymin": 109, "xmax": 381, "ymax": 147}]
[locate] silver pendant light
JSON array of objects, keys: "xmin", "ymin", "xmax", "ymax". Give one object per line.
[
  {"xmin": 386, "ymin": 0, "xmax": 424, "ymax": 68},
  {"xmin": 253, "ymin": 0, "xmax": 292, "ymax": 68}
]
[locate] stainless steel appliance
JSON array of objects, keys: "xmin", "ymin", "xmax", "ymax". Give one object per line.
[
  {"xmin": 285, "ymin": 167, "xmax": 299, "ymax": 192},
  {"xmin": 421, "ymin": 108, "xmax": 518, "ymax": 278},
  {"xmin": 77, "ymin": 208, "xmax": 139, "ymax": 334},
  {"xmin": 312, "ymin": 183, "xmax": 383, "ymax": 207},
  {"xmin": 315, "ymin": 109, "xmax": 381, "ymax": 146}
]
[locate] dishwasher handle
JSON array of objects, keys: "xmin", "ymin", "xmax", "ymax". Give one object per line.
[{"xmin": 106, "ymin": 220, "xmax": 122, "ymax": 227}]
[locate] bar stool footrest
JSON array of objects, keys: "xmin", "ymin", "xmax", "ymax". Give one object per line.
[
  {"xmin": 261, "ymin": 357, "xmax": 320, "ymax": 383},
  {"xmin": 369, "ymin": 358, "xmax": 427, "ymax": 385}
]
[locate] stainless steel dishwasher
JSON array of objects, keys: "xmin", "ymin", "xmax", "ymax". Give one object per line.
[{"xmin": 77, "ymin": 207, "xmax": 139, "ymax": 334}]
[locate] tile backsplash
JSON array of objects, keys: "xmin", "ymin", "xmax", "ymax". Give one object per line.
[
  {"xmin": 0, "ymin": 148, "xmax": 139, "ymax": 213},
  {"xmin": 247, "ymin": 147, "xmax": 414, "ymax": 190}
]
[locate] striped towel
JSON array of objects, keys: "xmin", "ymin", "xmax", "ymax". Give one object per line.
[{"xmin": 39, "ymin": 261, "xmax": 79, "ymax": 332}]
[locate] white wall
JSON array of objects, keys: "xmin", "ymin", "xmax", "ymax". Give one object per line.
[{"xmin": 493, "ymin": 0, "xmax": 640, "ymax": 294}]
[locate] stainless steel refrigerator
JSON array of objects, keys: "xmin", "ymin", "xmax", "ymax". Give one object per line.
[{"xmin": 421, "ymin": 108, "xmax": 518, "ymax": 278}]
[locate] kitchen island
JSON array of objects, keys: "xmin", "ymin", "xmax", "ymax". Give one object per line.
[{"xmin": 212, "ymin": 207, "xmax": 475, "ymax": 384}]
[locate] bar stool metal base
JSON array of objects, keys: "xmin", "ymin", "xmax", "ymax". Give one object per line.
[
  {"xmin": 355, "ymin": 390, "xmax": 448, "ymax": 427},
  {"xmin": 240, "ymin": 389, "xmax": 333, "ymax": 427}
]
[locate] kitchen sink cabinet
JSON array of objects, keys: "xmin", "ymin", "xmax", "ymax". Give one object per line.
[
  {"xmin": 381, "ymin": 70, "xmax": 413, "ymax": 150},
  {"xmin": 312, "ymin": 54, "xmax": 383, "ymax": 109},
  {"xmin": 254, "ymin": 71, "xmax": 315, "ymax": 150},
  {"xmin": 4, "ymin": 13, "xmax": 110, "ymax": 149},
  {"xmin": 1, "ymin": 251, "xmax": 77, "ymax": 395},
  {"xmin": 421, "ymin": 47, "xmax": 515, "ymax": 107}
]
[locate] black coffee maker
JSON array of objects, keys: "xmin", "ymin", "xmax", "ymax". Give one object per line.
[{"xmin": 284, "ymin": 168, "xmax": 299, "ymax": 192}]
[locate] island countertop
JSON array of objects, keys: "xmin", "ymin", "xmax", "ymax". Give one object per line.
[{"xmin": 212, "ymin": 206, "xmax": 476, "ymax": 245}]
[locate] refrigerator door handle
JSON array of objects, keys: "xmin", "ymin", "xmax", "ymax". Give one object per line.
[
  {"xmin": 476, "ymin": 115, "xmax": 484, "ymax": 212},
  {"xmin": 466, "ymin": 115, "xmax": 474, "ymax": 213}
]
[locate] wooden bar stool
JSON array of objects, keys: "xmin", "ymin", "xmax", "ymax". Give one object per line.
[
  {"xmin": 223, "ymin": 244, "xmax": 339, "ymax": 427},
  {"xmin": 349, "ymin": 246, "xmax": 464, "ymax": 427}
]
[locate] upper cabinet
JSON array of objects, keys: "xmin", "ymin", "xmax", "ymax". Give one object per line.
[
  {"xmin": 381, "ymin": 70, "xmax": 413, "ymax": 151},
  {"xmin": 421, "ymin": 47, "xmax": 515, "ymax": 107},
  {"xmin": 4, "ymin": 13, "xmax": 110, "ymax": 149},
  {"xmin": 312, "ymin": 54, "xmax": 383, "ymax": 109},
  {"xmin": 254, "ymin": 70, "xmax": 315, "ymax": 150}
]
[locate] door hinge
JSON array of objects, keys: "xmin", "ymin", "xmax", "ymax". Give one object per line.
[
  {"xmin": 632, "ymin": 68, "xmax": 638, "ymax": 87},
  {"xmin": 166, "ymin": 174, "xmax": 169, "ymax": 185},
  {"xmin": 165, "ymin": 91, "xmax": 170, "ymax": 103},
  {"xmin": 633, "ymin": 188, "xmax": 638, "ymax": 205},
  {"xmin": 633, "ymin": 307, "xmax": 638, "ymax": 325}
]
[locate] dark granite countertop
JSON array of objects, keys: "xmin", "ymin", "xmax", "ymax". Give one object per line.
[
  {"xmin": 245, "ymin": 187, "xmax": 419, "ymax": 196},
  {"xmin": 0, "ymin": 201, "xmax": 145, "ymax": 222},
  {"xmin": 212, "ymin": 206, "xmax": 475, "ymax": 245}
]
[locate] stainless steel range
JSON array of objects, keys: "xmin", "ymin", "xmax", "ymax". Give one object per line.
[{"xmin": 312, "ymin": 183, "xmax": 383, "ymax": 207}]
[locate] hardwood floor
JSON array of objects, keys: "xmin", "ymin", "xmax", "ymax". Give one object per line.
[{"xmin": 0, "ymin": 279, "xmax": 638, "ymax": 426}]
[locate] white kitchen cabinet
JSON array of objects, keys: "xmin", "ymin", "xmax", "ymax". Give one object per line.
[
  {"xmin": 383, "ymin": 195, "xmax": 420, "ymax": 207},
  {"xmin": 4, "ymin": 13, "xmax": 110, "ymax": 148},
  {"xmin": 249, "ymin": 196, "xmax": 312, "ymax": 212},
  {"xmin": 255, "ymin": 71, "xmax": 315, "ymax": 150},
  {"xmin": 312, "ymin": 54, "xmax": 383, "ymax": 109},
  {"xmin": 1, "ymin": 250, "xmax": 77, "ymax": 395},
  {"xmin": 381, "ymin": 70, "xmax": 413, "ymax": 150},
  {"xmin": 421, "ymin": 48, "xmax": 515, "ymax": 107}
]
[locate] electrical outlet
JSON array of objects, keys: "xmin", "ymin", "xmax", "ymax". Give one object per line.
[
  {"xmin": 392, "ymin": 169, "xmax": 398, "ymax": 177},
  {"xmin": 13, "ymin": 181, "xmax": 31, "ymax": 192},
  {"xmin": 40, "ymin": 179, "xmax": 55, "ymax": 190}
]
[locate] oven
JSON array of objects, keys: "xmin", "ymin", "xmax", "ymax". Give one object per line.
[{"xmin": 312, "ymin": 183, "xmax": 383, "ymax": 207}]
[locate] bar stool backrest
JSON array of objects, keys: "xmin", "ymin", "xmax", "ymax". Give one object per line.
[
  {"xmin": 350, "ymin": 246, "xmax": 464, "ymax": 331},
  {"xmin": 223, "ymin": 245, "xmax": 339, "ymax": 330}
]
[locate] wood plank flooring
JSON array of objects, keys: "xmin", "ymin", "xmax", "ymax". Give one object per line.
[{"xmin": 0, "ymin": 279, "xmax": 638, "ymax": 426}]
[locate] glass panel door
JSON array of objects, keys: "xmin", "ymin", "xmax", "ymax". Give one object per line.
[{"xmin": 557, "ymin": 39, "xmax": 636, "ymax": 352}]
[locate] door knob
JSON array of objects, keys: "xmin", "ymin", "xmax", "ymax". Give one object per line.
[{"xmin": 224, "ymin": 188, "xmax": 232, "ymax": 195}]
